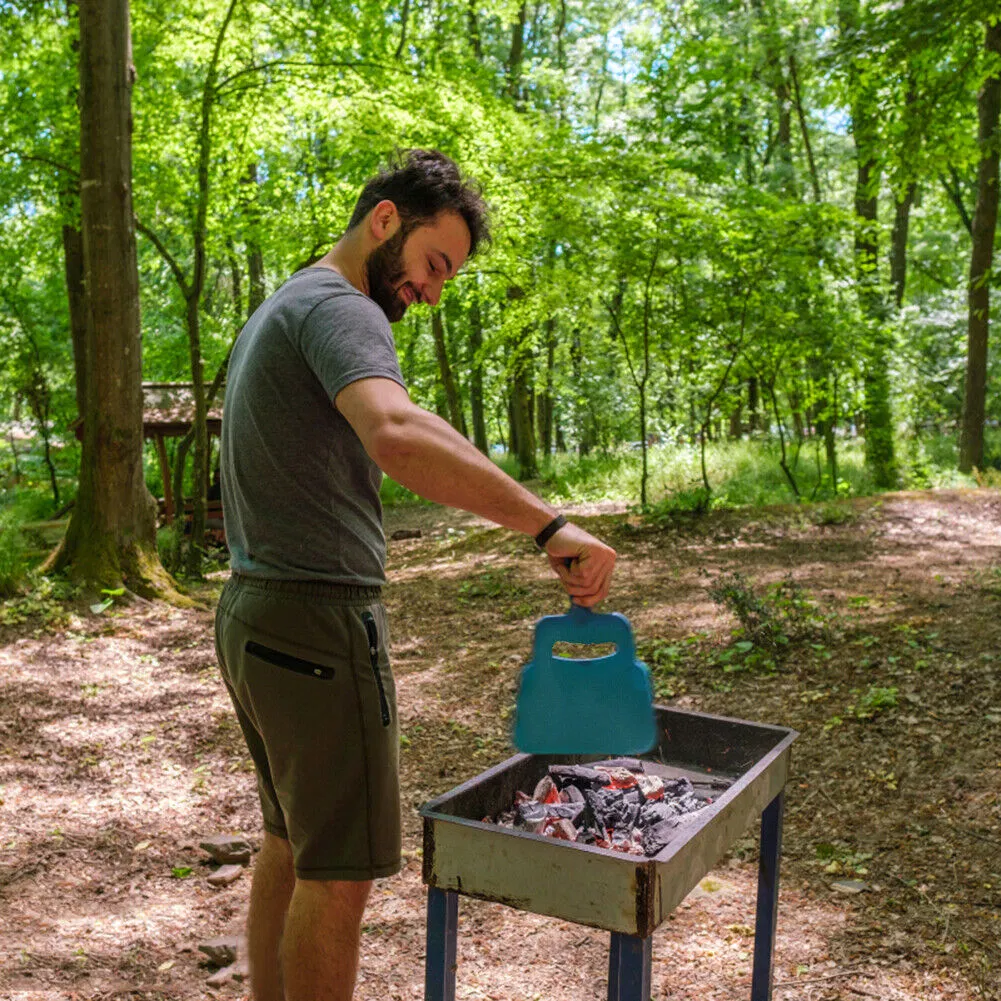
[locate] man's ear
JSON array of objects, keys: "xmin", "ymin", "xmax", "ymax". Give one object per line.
[{"xmin": 370, "ymin": 199, "xmax": 401, "ymax": 242}]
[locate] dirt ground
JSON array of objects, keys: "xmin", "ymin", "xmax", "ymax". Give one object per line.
[{"xmin": 1, "ymin": 488, "xmax": 999, "ymax": 1000}]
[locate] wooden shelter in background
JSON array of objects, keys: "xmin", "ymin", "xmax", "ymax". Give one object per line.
[
  {"xmin": 142, "ymin": 383, "xmax": 223, "ymax": 524},
  {"xmin": 72, "ymin": 383, "xmax": 224, "ymax": 532}
]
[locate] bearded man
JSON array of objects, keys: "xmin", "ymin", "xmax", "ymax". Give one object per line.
[{"xmin": 215, "ymin": 149, "xmax": 616, "ymax": 1001}]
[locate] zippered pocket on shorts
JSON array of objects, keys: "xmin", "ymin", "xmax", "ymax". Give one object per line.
[
  {"xmin": 360, "ymin": 611, "xmax": 391, "ymax": 726},
  {"xmin": 245, "ymin": 640, "xmax": 335, "ymax": 680}
]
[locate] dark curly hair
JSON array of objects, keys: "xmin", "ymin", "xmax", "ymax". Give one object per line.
[{"xmin": 347, "ymin": 149, "xmax": 491, "ymax": 258}]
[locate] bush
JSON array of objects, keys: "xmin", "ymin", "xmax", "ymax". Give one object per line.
[
  {"xmin": 157, "ymin": 525, "xmax": 182, "ymax": 573},
  {"xmin": 0, "ymin": 513, "xmax": 27, "ymax": 598},
  {"xmin": 706, "ymin": 571, "xmax": 832, "ymax": 654}
]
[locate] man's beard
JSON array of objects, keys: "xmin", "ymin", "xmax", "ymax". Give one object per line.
[{"xmin": 365, "ymin": 229, "xmax": 409, "ymax": 322}]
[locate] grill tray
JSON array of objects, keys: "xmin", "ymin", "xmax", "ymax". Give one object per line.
[{"xmin": 421, "ymin": 705, "xmax": 797, "ymax": 937}]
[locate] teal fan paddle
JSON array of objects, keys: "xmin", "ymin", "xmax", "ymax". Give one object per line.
[{"xmin": 513, "ymin": 602, "xmax": 656, "ymax": 756}]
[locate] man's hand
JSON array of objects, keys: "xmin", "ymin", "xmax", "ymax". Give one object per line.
[{"xmin": 544, "ymin": 522, "xmax": 616, "ymax": 607}]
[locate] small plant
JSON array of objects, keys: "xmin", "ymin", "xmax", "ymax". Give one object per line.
[
  {"xmin": 814, "ymin": 841, "xmax": 873, "ymax": 876},
  {"xmin": 813, "ymin": 502, "xmax": 856, "ymax": 527},
  {"xmin": 457, "ymin": 568, "xmax": 530, "ymax": 603},
  {"xmin": 849, "ymin": 685, "xmax": 899, "ymax": 719},
  {"xmin": 646, "ymin": 486, "xmax": 714, "ymax": 524}
]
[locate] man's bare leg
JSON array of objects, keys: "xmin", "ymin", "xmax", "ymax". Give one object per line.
[
  {"xmin": 281, "ymin": 878, "xmax": 372, "ymax": 1001},
  {"xmin": 247, "ymin": 832, "xmax": 295, "ymax": 1001}
]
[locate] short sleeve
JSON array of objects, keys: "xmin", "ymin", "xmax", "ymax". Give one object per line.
[{"xmin": 297, "ymin": 291, "xmax": 406, "ymax": 402}]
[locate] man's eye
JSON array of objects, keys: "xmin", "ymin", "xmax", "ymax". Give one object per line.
[{"xmin": 429, "ymin": 259, "xmax": 437, "ymax": 274}]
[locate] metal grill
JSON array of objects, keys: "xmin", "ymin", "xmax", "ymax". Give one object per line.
[{"xmin": 420, "ymin": 705, "xmax": 797, "ymax": 1001}]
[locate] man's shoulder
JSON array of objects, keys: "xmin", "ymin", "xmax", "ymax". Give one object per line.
[{"xmin": 284, "ymin": 268, "xmax": 386, "ymax": 327}]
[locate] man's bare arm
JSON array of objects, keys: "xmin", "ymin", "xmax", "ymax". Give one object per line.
[{"xmin": 335, "ymin": 377, "xmax": 615, "ymax": 605}]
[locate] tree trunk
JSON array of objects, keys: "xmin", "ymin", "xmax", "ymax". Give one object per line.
[
  {"xmin": 248, "ymin": 244, "xmax": 264, "ymax": 316},
  {"xmin": 184, "ymin": 0, "xmax": 238, "ymax": 576},
  {"xmin": 539, "ymin": 317, "xmax": 556, "ymax": 456},
  {"xmin": 51, "ymin": 0, "xmax": 178, "ymax": 599},
  {"xmin": 61, "ymin": 219, "xmax": 88, "ymax": 420},
  {"xmin": 468, "ymin": 298, "xmax": 488, "ymax": 454},
  {"xmin": 959, "ymin": 19, "xmax": 1001, "ymax": 474},
  {"xmin": 244, "ymin": 163, "xmax": 265, "ymax": 316},
  {"xmin": 467, "ymin": 0, "xmax": 482, "ymax": 59},
  {"xmin": 748, "ymin": 376, "xmax": 758, "ymax": 432},
  {"xmin": 890, "ymin": 182, "xmax": 916, "ymax": 309},
  {"xmin": 512, "ymin": 353, "xmax": 537, "ymax": 479},
  {"xmin": 431, "ymin": 311, "xmax": 463, "ymax": 433},
  {"xmin": 843, "ymin": 0, "xmax": 895, "ymax": 487},
  {"xmin": 505, "ymin": 2, "xmax": 527, "ymax": 105},
  {"xmin": 856, "ymin": 156, "xmax": 896, "ymax": 487}
]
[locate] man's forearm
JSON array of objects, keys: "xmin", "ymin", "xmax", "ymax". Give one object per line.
[{"xmin": 371, "ymin": 406, "xmax": 556, "ymax": 538}]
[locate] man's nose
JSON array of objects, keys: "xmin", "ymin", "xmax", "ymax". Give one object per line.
[{"xmin": 423, "ymin": 281, "xmax": 443, "ymax": 307}]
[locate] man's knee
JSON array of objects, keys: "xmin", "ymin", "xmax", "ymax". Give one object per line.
[
  {"xmin": 292, "ymin": 878, "xmax": 372, "ymax": 918},
  {"xmin": 260, "ymin": 831, "xmax": 294, "ymax": 862}
]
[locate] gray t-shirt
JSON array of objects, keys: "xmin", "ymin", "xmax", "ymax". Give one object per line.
[{"xmin": 220, "ymin": 267, "xmax": 405, "ymax": 585}]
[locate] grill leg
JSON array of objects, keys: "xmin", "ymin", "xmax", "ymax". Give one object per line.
[
  {"xmin": 608, "ymin": 932, "xmax": 652, "ymax": 1001},
  {"xmin": 751, "ymin": 790, "xmax": 785, "ymax": 1001},
  {"xmin": 425, "ymin": 887, "xmax": 458, "ymax": 1001}
]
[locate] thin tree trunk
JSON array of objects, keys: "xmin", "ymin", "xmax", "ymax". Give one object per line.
[
  {"xmin": 52, "ymin": 0, "xmax": 177, "ymax": 599},
  {"xmin": 431, "ymin": 311, "xmax": 463, "ymax": 433},
  {"xmin": 61, "ymin": 219, "xmax": 88, "ymax": 420},
  {"xmin": 539, "ymin": 317, "xmax": 556, "ymax": 456},
  {"xmin": 467, "ymin": 0, "xmax": 482, "ymax": 59},
  {"xmin": 395, "ymin": 0, "xmax": 410, "ymax": 60},
  {"xmin": 248, "ymin": 245, "xmax": 264, "ymax": 315},
  {"xmin": 186, "ymin": 0, "xmax": 237, "ymax": 574},
  {"xmin": 959, "ymin": 19, "xmax": 1001, "ymax": 474},
  {"xmin": 512, "ymin": 354, "xmax": 537, "ymax": 479},
  {"xmin": 505, "ymin": 2, "xmax": 526, "ymax": 104},
  {"xmin": 468, "ymin": 298, "xmax": 488, "ymax": 454},
  {"xmin": 789, "ymin": 53, "xmax": 821, "ymax": 201},
  {"xmin": 842, "ymin": 0, "xmax": 895, "ymax": 488},
  {"xmin": 941, "ymin": 166, "xmax": 974, "ymax": 235},
  {"xmin": 890, "ymin": 182, "xmax": 916, "ymax": 309}
]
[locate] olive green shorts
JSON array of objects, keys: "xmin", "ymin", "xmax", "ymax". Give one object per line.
[{"xmin": 214, "ymin": 573, "xmax": 401, "ymax": 881}]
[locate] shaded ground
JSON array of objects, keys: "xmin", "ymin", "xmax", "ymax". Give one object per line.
[{"xmin": 1, "ymin": 488, "xmax": 999, "ymax": 1000}]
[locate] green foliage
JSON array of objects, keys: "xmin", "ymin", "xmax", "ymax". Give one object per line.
[
  {"xmin": 0, "ymin": 511, "xmax": 27, "ymax": 597},
  {"xmin": 0, "ymin": 573, "xmax": 79, "ymax": 628},
  {"xmin": 0, "ymin": 0, "xmax": 996, "ymax": 526},
  {"xmin": 457, "ymin": 568, "xmax": 530, "ymax": 604},
  {"xmin": 850, "ymin": 685, "xmax": 900, "ymax": 719},
  {"xmin": 706, "ymin": 571, "xmax": 833, "ymax": 660}
]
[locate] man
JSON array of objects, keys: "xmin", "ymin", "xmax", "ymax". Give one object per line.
[{"xmin": 215, "ymin": 149, "xmax": 616, "ymax": 1001}]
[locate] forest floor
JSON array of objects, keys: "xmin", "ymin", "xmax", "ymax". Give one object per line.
[{"xmin": 0, "ymin": 488, "xmax": 999, "ymax": 1001}]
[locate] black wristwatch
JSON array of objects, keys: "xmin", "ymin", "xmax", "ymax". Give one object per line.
[{"xmin": 534, "ymin": 514, "xmax": 567, "ymax": 550}]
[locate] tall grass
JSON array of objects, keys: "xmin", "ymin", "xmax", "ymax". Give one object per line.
[{"xmin": 381, "ymin": 432, "xmax": 982, "ymax": 512}]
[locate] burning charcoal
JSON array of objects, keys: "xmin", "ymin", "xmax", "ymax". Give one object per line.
[
  {"xmin": 609, "ymin": 829, "xmax": 645, "ymax": 856},
  {"xmin": 563, "ymin": 785, "xmax": 585, "ymax": 805},
  {"xmin": 546, "ymin": 818, "xmax": 579, "ymax": 842},
  {"xmin": 545, "ymin": 802, "xmax": 586, "ymax": 824},
  {"xmin": 533, "ymin": 775, "xmax": 560, "ymax": 804},
  {"xmin": 642, "ymin": 817, "xmax": 680, "ymax": 855},
  {"xmin": 514, "ymin": 790, "xmax": 533, "ymax": 805},
  {"xmin": 594, "ymin": 766, "xmax": 640, "ymax": 790},
  {"xmin": 586, "ymin": 788, "xmax": 641, "ymax": 834},
  {"xmin": 636, "ymin": 774, "xmax": 665, "ymax": 801},
  {"xmin": 662, "ymin": 777, "xmax": 696, "ymax": 799},
  {"xmin": 516, "ymin": 801, "xmax": 550, "ymax": 832},
  {"xmin": 549, "ymin": 765, "xmax": 611, "ymax": 792}
]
